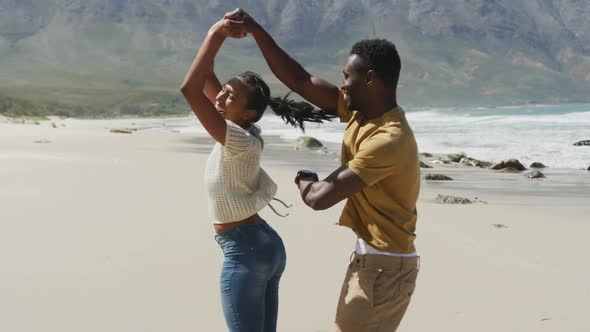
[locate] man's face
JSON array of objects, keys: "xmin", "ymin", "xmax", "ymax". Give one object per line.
[{"xmin": 340, "ymin": 55, "xmax": 368, "ymax": 111}]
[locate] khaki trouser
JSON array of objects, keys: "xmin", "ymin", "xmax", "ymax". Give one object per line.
[{"xmin": 334, "ymin": 253, "xmax": 420, "ymax": 332}]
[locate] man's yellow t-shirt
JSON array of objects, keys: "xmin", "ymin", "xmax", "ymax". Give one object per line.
[{"xmin": 338, "ymin": 91, "xmax": 420, "ymax": 254}]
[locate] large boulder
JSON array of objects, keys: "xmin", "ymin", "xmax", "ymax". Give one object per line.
[
  {"xmin": 490, "ymin": 159, "xmax": 527, "ymax": 171},
  {"xmin": 530, "ymin": 162, "xmax": 547, "ymax": 168},
  {"xmin": 434, "ymin": 194, "xmax": 472, "ymax": 204},
  {"xmin": 419, "ymin": 152, "xmax": 433, "ymax": 157},
  {"xmin": 587, "ymin": 165, "xmax": 590, "ymax": 171},
  {"xmin": 295, "ymin": 136, "xmax": 324, "ymax": 150},
  {"xmin": 573, "ymin": 140, "xmax": 590, "ymax": 146},
  {"xmin": 526, "ymin": 170, "xmax": 546, "ymax": 179},
  {"xmin": 425, "ymin": 173, "xmax": 453, "ymax": 181}
]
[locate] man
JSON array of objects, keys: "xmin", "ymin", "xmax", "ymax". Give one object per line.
[{"xmin": 225, "ymin": 9, "xmax": 421, "ymax": 332}]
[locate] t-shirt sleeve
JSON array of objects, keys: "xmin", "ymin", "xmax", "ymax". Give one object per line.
[
  {"xmin": 346, "ymin": 133, "xmax": 404, "ymax": 187},
  {"xmin": 224, "ymin": 120, "xmax": 259, "ymax": 155},
  {"xmin": 337, "ymin": 89, "xmax": 353, "ymax": 123}
]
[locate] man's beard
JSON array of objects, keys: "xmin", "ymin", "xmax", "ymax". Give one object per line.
[{"xmin": 347, "ymin": 98, "xmax": 359, "ymax": 111}]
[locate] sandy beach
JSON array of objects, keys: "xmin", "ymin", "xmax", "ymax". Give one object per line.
[{"xmin": 1, "ymin": 117, "xmax": 589, "ymax": 332}]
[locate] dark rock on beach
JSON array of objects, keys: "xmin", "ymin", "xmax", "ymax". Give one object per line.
[
  {"xmin": 490, "ymin": 159, "xmax": 527, "ymax": 171},
  {"xmin": 420, "ymin": 161, "xmax": 432, "ymax": 168},
  {"xmin": 573, "ymin": 140, "xmax": 590, "ymax": 146},
  {"xmin": 530, "ymin": 162, "xmax": 547, "ymax": 168},
  {"xmin": 435, "ymin": 154, "xmax": 492, "ymax": 167},
  {"xmin": 499, "ymin": 167, "xmax": 523, "ymax": 173},
  {"xmin": 419, "ymin": 152, "xmax": 433, "ymax": 157},
  {"xmin": 459, "ymin": 157, "xmax": 492, "ymax": 168},
  {"xmin": 434, "ymin": 194, "xmax": 472, "ymax": 204},
  {"xmin": 439, "ymin": 153, "xmax": 466, "ymax": 163},
  {"xmin": 425, "ymin": 173, "xmax": 453, "ymax": 181},
  {"xmin": 587, "ymin": 165, "xmax": 590, "ymax": 171},
  {"xmin": 110, "ymin": 129, "xmax": 133, "ymax": 134},
  {"xmin": 526, "ymin": 170, "xmax": 546, "ymax": 179}
]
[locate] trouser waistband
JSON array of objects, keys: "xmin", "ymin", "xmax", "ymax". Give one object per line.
[{"xmin": 349, "ymin": 252, "xmax": 420, "ymax": 270}]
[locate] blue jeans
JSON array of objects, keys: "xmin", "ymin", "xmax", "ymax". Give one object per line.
[{"xmin": 215, "ymin": 222, "xmax": 287, "ymax": 332}]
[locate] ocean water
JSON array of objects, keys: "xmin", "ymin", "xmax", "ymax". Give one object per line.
[{"xmin": 165, "ymin": 104, "xmax": 590, "ymax": 170}]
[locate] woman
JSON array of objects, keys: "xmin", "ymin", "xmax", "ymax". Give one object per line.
[{"xmin": 180, "ymin": 19, "xmax": 333, "ymax": 332}]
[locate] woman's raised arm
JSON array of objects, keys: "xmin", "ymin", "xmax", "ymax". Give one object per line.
[{"xmin": 180, "ymin": 20, "xmax": 245, "ymax": 144}]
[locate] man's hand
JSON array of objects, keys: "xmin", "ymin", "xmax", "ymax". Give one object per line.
[
  {"xmin": 294, "ymin": 170, "xmax": 319, "ymax": 185},
  {"xmin": 223, "ymin": 8, "xmax": 259, "ymax": 35},
  {"xmin": 208, "ymin": 18, "xmax": 247, "ymax": 39}
]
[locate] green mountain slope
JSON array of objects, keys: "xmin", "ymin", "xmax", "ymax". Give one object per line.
[{"xmin": 1, "ymin": 0, "xmax": 590, "ymax": 117}]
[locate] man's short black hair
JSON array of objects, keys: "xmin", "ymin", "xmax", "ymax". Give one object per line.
[{"xmin": 350, "ymin": 39, "xmax": 401, "ymax": 89}]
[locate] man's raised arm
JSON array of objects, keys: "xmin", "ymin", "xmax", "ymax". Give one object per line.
[{"xmin": 225, "ymin": 9, "xmax": 340, "ymax": 114}]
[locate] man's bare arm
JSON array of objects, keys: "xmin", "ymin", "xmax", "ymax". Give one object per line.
[
  {"xmin": 225, "ymin": 9, "xmax": 340, "ymax": 113},
  {"xmin": 296, "ymin": 166, "xmax": 366, "ymax": 211}
]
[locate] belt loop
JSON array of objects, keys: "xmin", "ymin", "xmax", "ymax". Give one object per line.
[{"xmin": 417, "ymin": 256, "xmax": 421, "ymax": 271}]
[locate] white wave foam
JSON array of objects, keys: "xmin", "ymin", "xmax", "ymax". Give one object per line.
[{"xmin": 167, "ymin": 105, "xmax": 590, "ymax": 169}]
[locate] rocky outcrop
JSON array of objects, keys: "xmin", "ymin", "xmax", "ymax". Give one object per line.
[
  {"xmin": 573, "ymin": 140, "xmax": 590, "ymax": 146},
  {"xmin": 490, "ymin": 159, "xmax": 527, "ymax": 171},
  {"xmin": 434, "ymin": 154, "xmax": 492, "ymax": 167}
]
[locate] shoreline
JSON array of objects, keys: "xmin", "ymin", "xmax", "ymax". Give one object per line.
[
  {"xmin": 4, "ymin": 115, "xmax": 589, "ymax": 199},
  {"xmin": 182, "ymin": 125, "xmax": 590, "ymax": 206},
  {"xmin": 3, "ymin": 98, "xmax": 590, "ymax": 117}
]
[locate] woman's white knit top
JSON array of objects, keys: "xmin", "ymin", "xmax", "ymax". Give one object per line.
[{"xmin": 205, "ymin": 120, "xmax": 277, "ymax": 223}]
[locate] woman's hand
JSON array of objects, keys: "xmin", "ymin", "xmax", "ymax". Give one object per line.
[
  {"xmin": 208, "ymin": 18, "xmax": 247, "ymax": 39},
  {"xmin": 223, "ymin": 8, "xmax": 260, "ymax": 36}
]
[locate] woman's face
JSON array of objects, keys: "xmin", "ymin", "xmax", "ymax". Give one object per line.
[{"xmin": 215, "ymin": 77, "xmax": 255, "ymax": 126}]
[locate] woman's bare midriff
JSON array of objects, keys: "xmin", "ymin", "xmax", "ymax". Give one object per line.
[{"xmin": 213, "ymin": 214, "xmax": 263, "ymax": 234}]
